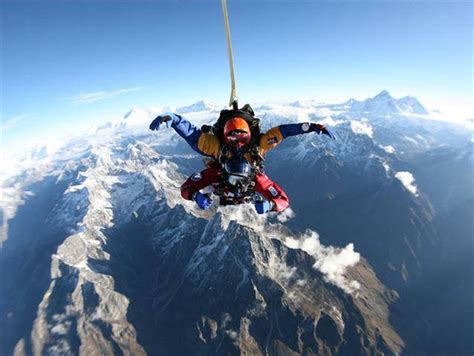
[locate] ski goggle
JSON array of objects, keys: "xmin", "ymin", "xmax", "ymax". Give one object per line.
[
  {"xmin": 225, "ymin": 130, "xmax": 251, "ymax": 146},
  {"xmin": 224, "ymin": 155, "xmax": 253, "ymax": 186},
  {"xmin": 227, "ymin": 174, "xmax": 249, "ymax": 186}
]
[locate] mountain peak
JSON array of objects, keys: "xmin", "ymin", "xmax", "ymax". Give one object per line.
[
  {"xmin": 397, "ymin": 95, "xmax": 428, "ymax": 115},
  {"xmin": 374, "ymin": 90, "xmax": 392, "ymax": 99},
  {"xmin": 344, "ymin": 91, "xmax": 428, "ymax": 115},
  {"xmin": 176, "ymin": 100, "xmax": 215, "ymax": 114},
  {"xmin": 123, "ymin": 109, "xmax": 136, "ymax": 119},
  {"xmin": 123, "ymin": 108, "xmax": 151, "ymax": 119}
]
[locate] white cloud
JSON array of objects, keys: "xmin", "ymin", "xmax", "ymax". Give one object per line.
[
  {"xmin": 217, "ymin": 205, "xmax": 361, "ymax": 294},
  {"xmin": 1, "ymin": 114, "xmax": 30, "ymax": 131},
  {"xmin": 395, "ymin": 171, "xmax": 418, "ymax": 196},
  {"xmin": 313, "ymin": 243, "xmax": 361, "ymax": 292},
  {"xmin": 72, "ymin": 86, "xmax": 141, "ymax": 104},
  {"xmin": 380, "ymin": 145, "xmax": 395, "ymax": 154},
  {"xmin": 277, "ymin": 208, "xmax": 295, "ymax": 223},
  {"xmin": 320, "ymin": 116, "xmax": 344, "ymax": 127},
  {"xmin": 283, "ymin": 231, "xmax": 361, "ymax": 293},
  {"xmin": 350, "ymin": 120, "xmax": 373, "ymax": 138}
]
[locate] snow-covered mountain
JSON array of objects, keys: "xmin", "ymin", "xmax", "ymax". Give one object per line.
[
  {"xmin": 341, "ymin": 90, "xmax": 428, "ymax": 115},
  {"xmin": 176, "ymin": 100, "xmax": 219, "ymax": 114},
  {"xmin": 0, "ymin": 135, "xmax": 400, "ymax": 355},
  {"xmin": 1, "ymin": 91, "xmax": 472, "ymax": 355}
]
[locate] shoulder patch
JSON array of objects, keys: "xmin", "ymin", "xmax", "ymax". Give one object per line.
[
  {"xmin": 302, "ymin": 122, "xmax": 310, "ymax": 132},
  {"xmin": 191, "ymin": 173, "xmax": 202, "ymax": 181},
  {"xmin": 268, "ymin": 186, "xmax": 279, "ymax": 197},
  {"xmin": 267, "ymin": 136, "xmax": 278, "ymax": 145}
]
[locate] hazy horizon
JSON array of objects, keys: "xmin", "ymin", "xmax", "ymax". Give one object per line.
[{"xmin": 2, "ymin": 0, "xmax": 472, "ymax": 155}]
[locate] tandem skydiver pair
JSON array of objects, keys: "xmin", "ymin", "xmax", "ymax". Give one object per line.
[{"xmin": 149, "ymin": 104, "xmax": 335, "ymax": 214}]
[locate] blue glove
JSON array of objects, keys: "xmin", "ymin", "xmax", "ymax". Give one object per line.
[
  {"xmin": 255, "ymin": 200, "xmax": 273, "ymax": 214},
  {"xmin": 310, "ymin": 123, "xmax": 336, "ymax": 140},
  {"xmin": 149, "ymin": 115, "xmax": 173, "ymax": 131},
  {"xmin": 194, "ymin": 192, "xmax": 213, "ymax": 210}
]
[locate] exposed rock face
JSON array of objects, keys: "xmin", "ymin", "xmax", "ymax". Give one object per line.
[{"xmin": 144, "ymin": 210, "xmax": 402, "ymax": 355}]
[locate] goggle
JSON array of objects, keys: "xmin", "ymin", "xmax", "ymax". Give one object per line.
[
  {"xmin": 226, "ymin": 130, "xmax": 250, "ymax": 146},
  {"xmin": 227, "ymin": 174, "xmax": 250, "ymax": 186}
]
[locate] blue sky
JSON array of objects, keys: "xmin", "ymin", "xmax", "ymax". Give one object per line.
[{"xmin": 1, "ymin": 0, "xmax": 472, "ymax": 154}]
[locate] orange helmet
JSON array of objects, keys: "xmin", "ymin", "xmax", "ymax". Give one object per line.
[{"xmin": 223, "ymin": 118, "xmax": 251, "ymax": 147}]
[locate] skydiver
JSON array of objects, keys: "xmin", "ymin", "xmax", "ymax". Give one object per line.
[{"xmin": 180, "ymin": 155, "xmax": 289, "ymax": 214}]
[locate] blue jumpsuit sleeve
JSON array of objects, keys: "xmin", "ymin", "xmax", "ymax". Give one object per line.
[
  {"xmin": 278, "ymin": 123, "xmax": 311, "ymax": 138},
  {"xmin": 168, "ymin": 113, "xmax": 204, "ymax": 154}
]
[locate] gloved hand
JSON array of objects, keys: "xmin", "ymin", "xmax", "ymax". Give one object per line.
[
  {"xmin": 255, "ymin": 200, "xmax": 274, "ymax": 214},
  {"xmin": 194, "ymin": 192, "xmax": 213, "ymax": 210},
  {"xmin": 149, "ymin": 114, "xmax": 173, "ymax": 131},
  {"xmin": 310, "ymin": 123, "xmax": 336, "ymax": 140}
]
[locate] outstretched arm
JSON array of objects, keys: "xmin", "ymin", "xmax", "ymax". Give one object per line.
[
  {"xmin": 259, "ymin": 122, "xmax": 335, "ymax": 155},
  {"xmin": 279, "ymin": 123, "xmax": 335, "ymax": 139},
  {"xmin": 149, "ymin": 113, "xmax": 220, "ymax": 158}
]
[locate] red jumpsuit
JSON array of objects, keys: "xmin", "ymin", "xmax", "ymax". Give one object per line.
[{"xmin": 181, "ymin": 167, "xmax": 289, "ymax": 212}]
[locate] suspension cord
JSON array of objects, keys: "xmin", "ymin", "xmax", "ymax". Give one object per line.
[{"xmin": 221, "ymin": 0, "xmax": 238, "ymax": 109}]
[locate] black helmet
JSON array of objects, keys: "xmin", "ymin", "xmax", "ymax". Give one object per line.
[{"xmin": 224, "ymin": 155, "xmax": 253, "ymax": 186}]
